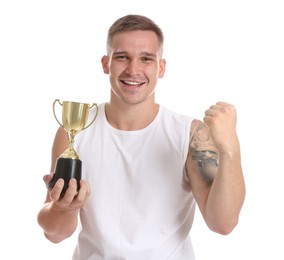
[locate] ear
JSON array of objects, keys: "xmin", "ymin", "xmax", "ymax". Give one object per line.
[
  {"xmin": 101, "ymin": 55, "xmax": 109, "ymax": 74},
  {"xmin": 158, "ymin": 59, "xmax": 166, "ymax": 78}
]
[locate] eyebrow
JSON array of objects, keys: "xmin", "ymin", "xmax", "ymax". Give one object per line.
[
  {"xmin": 113, "ymin": 51, "xmax": 127, "ymax": 55},
  {"xmin": 113, "ymin": 51, "xmax": 157, "ymax": 58}
]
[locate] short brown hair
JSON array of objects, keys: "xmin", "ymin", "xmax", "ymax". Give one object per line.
[{"xmin": 106, "ymin": 14, "xmax": 164, "ymax": 53}]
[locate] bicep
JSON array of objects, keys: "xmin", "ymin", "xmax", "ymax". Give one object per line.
[
  {"xmin": 186, "ymin": 119, "xmax": 219, "ymax": 213},
  {"xmin": 189, "ymin": 149, "xmax": 218, "ymax": 185}
]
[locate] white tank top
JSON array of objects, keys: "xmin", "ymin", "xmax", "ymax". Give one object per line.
[{"xmin": 72, "ymin": 103, "xmax": 196, "ymax": 260}]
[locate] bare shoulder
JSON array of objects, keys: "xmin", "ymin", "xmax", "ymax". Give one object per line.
[{"xmin": 187, "ymin": 119, "xmax": 219, "ymax": 185}]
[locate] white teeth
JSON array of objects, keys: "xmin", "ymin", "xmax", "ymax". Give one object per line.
[{"xmin": 124, "ymin": 81, "xmax": 141, "ymax": 86}]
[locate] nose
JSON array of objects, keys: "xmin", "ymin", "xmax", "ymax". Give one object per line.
[{"xmin": 125, "ymin": 59, "xmax": 141, "ymax": 75}]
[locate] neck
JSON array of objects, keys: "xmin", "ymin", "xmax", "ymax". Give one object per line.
[{"xmin": 105, "ymin": 100, "xmax": 159, "ymax": 131}]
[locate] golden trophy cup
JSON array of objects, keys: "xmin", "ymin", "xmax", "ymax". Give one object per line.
[{"xmin": 48, "ymin": 99, "xmax": 98, "ymax": 194}]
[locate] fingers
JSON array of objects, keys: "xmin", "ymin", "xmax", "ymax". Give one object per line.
[
  {"xmin": 43, "ymin": 173, "xmax": 54, "ymax": 187},
  {"xmin": 202, "ymin": 101, "xmax": 239, "ymax": 152},
  {"xmin": 205, "ymin": 102, "xmax": 231, "ymax": 115},
  {"xmin": 60, "ymin": 179, "xmax": 78, "ymax": 203},
  {"xmin": 76, "ymin": 180, "xmax": 91, "ymax": 202},
  {"xmin": 49, "ymin": 178, "xmax": 65, "ymax": 201},
  {"xmin": 204, "ymin": 102, "xmax": 236, "ymax": 123},
  {"xmin": 216, "ymin": 101, "xmax": 230, "ymax": 106},
  {"xmin": 46, "ymin": 177, "xmax": 91, "ymax": 211}
]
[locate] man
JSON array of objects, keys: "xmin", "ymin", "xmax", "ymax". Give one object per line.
[{"xmin": 37, "ymin": 14, "xmax": 246, "ymax": 259}]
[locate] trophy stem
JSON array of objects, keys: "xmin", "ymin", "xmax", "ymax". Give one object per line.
[
  {"xmin": 60, "ymin": 131, "xmax": 79, "ymax": 159},
  {"xmin": 69, "ymin": 131, "xmax": 75, "ymax": 152}
]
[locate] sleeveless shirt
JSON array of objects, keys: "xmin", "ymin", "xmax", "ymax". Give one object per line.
[{"xmin": 72, "ymin": 103, "xmax": 196, "ymax": 260}]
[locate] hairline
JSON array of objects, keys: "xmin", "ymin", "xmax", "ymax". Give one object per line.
[{"xmin": 106, "ymin": 15, "xmax": 164, "ymax": 55}]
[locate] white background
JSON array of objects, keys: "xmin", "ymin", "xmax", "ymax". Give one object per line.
[{"xmin": 1, "ymin": 0, "xmax": 283, "ymax": 259}]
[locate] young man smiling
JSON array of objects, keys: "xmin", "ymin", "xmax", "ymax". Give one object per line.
[{"xmin": 38, "ymin": 14, "xmax": 246, "ymax": 260}]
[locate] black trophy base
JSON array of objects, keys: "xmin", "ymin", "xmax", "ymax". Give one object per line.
[{"xmin": 48, "ymin": 157, "xmax": 82, "ymax": 194}]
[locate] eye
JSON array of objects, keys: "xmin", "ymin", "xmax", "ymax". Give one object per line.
[
  {"xmin": 141, "ymin": 55, "xmax": 155, "ymax": 63},
  {"xmin": 141, "ymin": 56, "xmax": 154, "ymax": 63},
  {"xmin": 114, "ymin": 55, "xmax": 128, "ymax": 61}
]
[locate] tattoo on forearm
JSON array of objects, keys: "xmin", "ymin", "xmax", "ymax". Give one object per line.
[{"xmin": 192, "ymin": 150, "xmax": 218, "ymax": 185}]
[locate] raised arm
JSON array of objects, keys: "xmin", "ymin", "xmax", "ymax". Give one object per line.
[
  {"xmin": 186, "ymin": 102, "xmax": 246, "ymax": 235},
  {"xmin": 37, "ymin": 127, "xmax": 91, "ymax": 243}
]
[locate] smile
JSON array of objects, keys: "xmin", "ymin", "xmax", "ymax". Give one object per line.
[{"xmin": 121, "ymin": 80, "xmax": 145, "ymax": 86}]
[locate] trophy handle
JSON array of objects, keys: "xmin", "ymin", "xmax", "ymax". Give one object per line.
[
  {"xmin": 82, "ymin": 103, "xmax": 99, "ymax": 131},
  {"xmin": 53, "ymin": 99, "xmax": 64, "ymax": 128}
]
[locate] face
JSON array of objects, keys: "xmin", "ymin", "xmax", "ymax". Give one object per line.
[{"xmin": 101, "ymin": 30, "xmax": 166, "ymax": 106}]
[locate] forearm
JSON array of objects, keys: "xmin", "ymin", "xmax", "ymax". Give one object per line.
[
  {"xmin": 37, "ymin": 201, "xmax": 79, "ymax": 243},
  {"xmin": 205, "ymin": 149, "xmax": 246, "ymax": 234}
]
